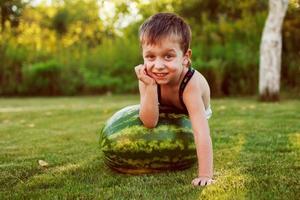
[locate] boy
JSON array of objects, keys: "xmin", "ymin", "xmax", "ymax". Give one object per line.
[{"xmin": 134, "ymin": 13, "xmax": 214, "ymax": 186}]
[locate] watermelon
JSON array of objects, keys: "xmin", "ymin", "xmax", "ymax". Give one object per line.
[{"xmin": 100, "ymin": 104, "xmax": 196, "ymax": 174}]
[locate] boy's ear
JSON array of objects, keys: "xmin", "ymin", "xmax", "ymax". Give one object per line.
[{"xmin": 183, "ymin": 49, "xmax": 192, "ymax": 66}]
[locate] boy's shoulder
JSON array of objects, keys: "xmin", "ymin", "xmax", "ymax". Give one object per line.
[
  {"xmin": 191, "ymin": 69, "xmax": 209, "ymax": 87},
  {"xmin": 185, "ymin": 68, "xmax": 210, "ymax": 94}
]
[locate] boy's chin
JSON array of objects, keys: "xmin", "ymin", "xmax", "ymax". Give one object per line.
[{"xmin": 155, "ymin": 79, "xmax": 169, "ymax": 85}]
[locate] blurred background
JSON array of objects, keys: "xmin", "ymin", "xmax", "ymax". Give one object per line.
[{"xmin": 0, "ymin": 0, "xmax": 299, "ymax": 97}]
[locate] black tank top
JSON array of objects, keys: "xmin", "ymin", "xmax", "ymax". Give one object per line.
[{"xmin": 157, "ymin": 67, "xmax": 195, "ymax": 114}]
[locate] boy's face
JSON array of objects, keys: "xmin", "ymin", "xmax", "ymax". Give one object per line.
[{"xmin": 142, "ymin": 37, "xmax": 191, "ymax": 85}]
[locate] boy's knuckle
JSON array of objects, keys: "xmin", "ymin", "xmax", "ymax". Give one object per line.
[{"xmin": 135, "ymin": 64, "xmax": 142, "ymax": 68}]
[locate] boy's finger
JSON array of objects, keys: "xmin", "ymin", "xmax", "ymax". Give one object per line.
[
  {"xmin": 207, "ymin": 179, "xmax": 216, "ymax": 185},
  {"xmin": 143, "ymin": 68, "xmax": 147, "ymax": 75},
  {"xmin": 144, "ymin": 66, "xmax": 149, "ymax": 75},
  {"xmin": 134, "ymin": 64, "xmax": 143, "ymax": 73},
  {"xmin": 199, "ymin": 180, "xmax": 205, "ymax": 186},
  {"xmin": 135, "ymin": 66, "xmax": 145, "ymax": 78},
  {"xmin": 139, "ymin": 74, "xmax": 151, "ymax": 84},
  {"xmin": 206, "ymin": 180, "xmax": 212, "ymax": 185},
  {"xmin": 134, "ymin": 67, "xmax": 140, "ymax": 76},
  {"xmin": 137, "ymin": 74, "xmax": 143, "ymax": 81},
  {"xmin": 192, "ymin": 179, "xmax": 197, "ymax": 185},
  {"xmin": 143, "ymin": 63, "xmax": 147, "ymax": 70},
  {"xmin": 135, "ymin": 70, "xmax": 142, "ymax": 79}
]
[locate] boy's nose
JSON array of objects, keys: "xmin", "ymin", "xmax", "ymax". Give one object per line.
[{"xmin": 153, "ymin": 59, "xmax": 165, "ymax": 70}]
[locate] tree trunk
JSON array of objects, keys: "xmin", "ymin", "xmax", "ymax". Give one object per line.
[{"xmin": 259, "ymin": 0, "xmax": 289, "ymax": 101}]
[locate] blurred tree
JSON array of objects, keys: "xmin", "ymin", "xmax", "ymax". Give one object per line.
[
  {"xmin": 52, "ymin": 8, "xmax": 69, "ymax": 36},
  {"xmin": 51, "ymin": 0, "xmax": 104, "ymax": 46},
  {"xmin": 0, "ymin": 0, "xmax": 25, "ymax": 31},
  {"xmin": 1, "ymin": 0, "xmax": 299, "ymax": 96},
  {"xmin": 282, "ymin": 0, "xmax": 300, "ymax": 93},
  {"xmin": 259, "ymin": 0, "xmax": 289, "ymax": 101}
]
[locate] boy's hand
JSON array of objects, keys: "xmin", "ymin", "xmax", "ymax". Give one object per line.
[
  {"xmin": 192, "ymin": 177, "xmax": 215, "ymax": 187},
  {"xmin": 134, "ymin": 64, "xmax": 156, "ymax": 86}
]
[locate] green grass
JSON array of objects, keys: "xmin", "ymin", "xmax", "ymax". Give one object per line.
[{"xmin": 0, "ymin": 95, "xmax": 299, "ymax": 199}]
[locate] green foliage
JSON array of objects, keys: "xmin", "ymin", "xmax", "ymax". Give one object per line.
[
  {"xmin": 282, "ymin": 5, "xmax": 300, "ymax": 94},
  {"xmin": 282, "ymin": 55, "xmax": 300, "ymax": 94},
  {"xmin": 0, "ymin": 40, "xmax": 27, "ymax": 95},
  {"xmin": 0, "ymin": 0, "xmax": 299, "ymax": 96},
  {"xmin": 52, "ymin": 8, "xmax": 69, "ymax": 36},
  {"xmin": 0, "ymin": 0, "xmax": 24, "ymax": 30},
  {"xmin": 79, "ymin": 36, "xmax": 141, "ymax": 94},
  {"xmin": 22, "ymin": 59, "xmax": 63, "ymax": 95}
]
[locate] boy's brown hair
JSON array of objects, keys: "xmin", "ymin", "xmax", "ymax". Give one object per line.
[{"xmin": 139, "ymin": 12, "xmax": 192, "ymax": 54}]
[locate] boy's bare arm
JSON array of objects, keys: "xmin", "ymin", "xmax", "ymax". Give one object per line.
[
  {"xmin": 135, "ymin": 64, "xmax": 159, "ymax": 128},
  {"xmin": 138, "ymin": 81, "xmax": 159, "ymax": 128},
  {"xmin": 186, "ymin": 95, "xmax": 213, "ymax": 177},
  {"xmin": 184, "ymin": 80, "xmax": 214, "ymax": 185}
]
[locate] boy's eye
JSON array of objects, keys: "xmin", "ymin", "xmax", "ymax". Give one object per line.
[
  {"xmin": 165, "ymin": 54, "xmax": 174, "ymax": 60},
  {"xmin": 145, "ymin": 55, "xmax": 155, "ymax": 59}
]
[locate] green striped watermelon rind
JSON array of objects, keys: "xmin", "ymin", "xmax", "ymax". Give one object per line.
[{"xmin": 99, "ymin": 104, "xmax": 197, "ymax": 174}]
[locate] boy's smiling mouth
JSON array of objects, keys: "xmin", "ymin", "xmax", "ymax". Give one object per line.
[{"xmin": 153, "ymin": 72, "xmax": 168, "ymax": 78}]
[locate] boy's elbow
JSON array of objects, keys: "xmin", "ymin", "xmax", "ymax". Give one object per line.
[
  {"xmin": 139, "ymin": 113, "xmax": 158, "ymax": 128},
  {"xmin": 142, "ymin": 119, "xmax": 158, "ymax": 129},
  {"xmin": 144, "ymin": 122, "xmax": 157, "ymax": 129}
]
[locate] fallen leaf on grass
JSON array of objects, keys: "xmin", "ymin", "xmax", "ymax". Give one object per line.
[{"xmin": 38, "ymin": 160, "xmax": 49, "ymax": 167}]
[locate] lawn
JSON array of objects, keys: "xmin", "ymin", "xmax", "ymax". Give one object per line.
[{"xmin": 0, "ymin": 95, "xmax": 299, "ymax": 199}]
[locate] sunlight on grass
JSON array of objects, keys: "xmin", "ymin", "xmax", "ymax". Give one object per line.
[
  {"xmin": 289, "ymin": 132, "xmax": 300, "ymax": 147},
  {"xmin": 0, "ymin": 96, "xmax": 299, "ymax": 199},
  {"xmin": 200, "ymin": 133, "xmax": 250, "ymax": 199},
  {"xmin": 51, "ymin": 163, "xmax": 81, "ymax": 174}
]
